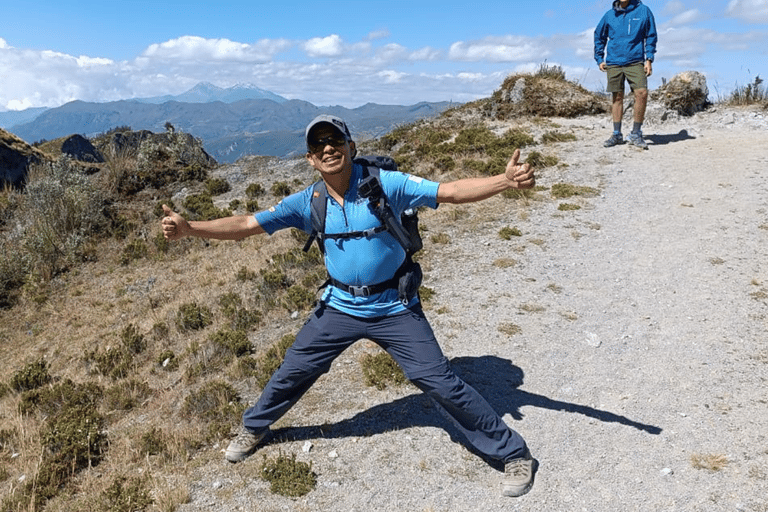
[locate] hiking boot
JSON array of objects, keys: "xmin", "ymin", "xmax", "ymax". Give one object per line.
[
  {"xmin": 603, "ymin": 132, "xmax": 624, "ymax": 147},
  {"xmin": 225, "ymin": 426, "xmax": 266, "ymax": 462},
  {"xmin": 502, "ymin": 450, "xmax": 535, "ymax": 497},
  {"xmin": 627, "ymin": 132, "xmax": 649, "ymax": 149}
]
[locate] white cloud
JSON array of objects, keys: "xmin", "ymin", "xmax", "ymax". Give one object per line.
[
  {"xmin": 726, "ymin": 0, "xmax": 768, "ymax": 23},
  {"xmin": 662, "ymin": 1, "xmax": 686, "ymax": 16},
  {"xmin": 378, "ymin": 70, "xmax": 407, "ymax": 84},
  {"xmin": 449, "ymin": 36, "xmax": 547, "ymax": 62},
  {"xmin": 666, "ymin": 9, "xmax": 707, "ymax": 25},
  {"xmin": 303, "ymin": 34, "xmax": 345, "ymax": 58},
  {"xmin": 409, "ymin": 46, "xmax": 441, "ymax": 61},
  {"xmin": 142, "ymin": 36, "xmax": 290, "ymax": 63}
]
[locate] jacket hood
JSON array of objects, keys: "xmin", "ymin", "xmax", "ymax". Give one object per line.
[{"xmin": 613, "ymin": 0, "xmax": 640, "ymax": 12}]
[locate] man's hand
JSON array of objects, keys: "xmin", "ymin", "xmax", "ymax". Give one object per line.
[
  {"xmin": 599, "ymin": 62, "xmax": 607, "ymax": 72},
  {"xmin": 161, "ymin": 204, "xmax": 189, "ymax": 240},
  {"xmin": 644, "ymin": 60, "xmax": 653, "ymax": 77},
  {"xmin": 505, "ymin": 149, "xmax": 535, "ymax": 190}
]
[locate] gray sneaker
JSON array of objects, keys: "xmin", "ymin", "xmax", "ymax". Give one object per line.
[
  {"xmin": 627, "ymin": 132, "xmax": 649, "ymax": 149},
  {"xmin": 603, "ymin": 132, "xmax": 624, "ymax": 147},
  {"xmin": 502, "ymin": 450, "xmax": 535, "ymax": 497},
  {"xmin": 225, "ymin": 426, "xmax": 266, "ymax": 462}
]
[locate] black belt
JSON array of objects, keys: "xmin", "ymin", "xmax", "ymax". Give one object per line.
[
  {"xmin": 324, "ymin": 260, "xmax": 408, "ymax": 298},
  {"xmin": 327, "ymin": 274, "xmax": 399, "ymax": 298}
]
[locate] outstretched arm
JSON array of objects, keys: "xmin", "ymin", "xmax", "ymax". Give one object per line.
[
  {"xmin": 436, "ymin": 149, "xmax": 535, "ymax": 204},
  {"xmin": 161, "ymin": 204, "xmax": 265, "ymax": 241}
]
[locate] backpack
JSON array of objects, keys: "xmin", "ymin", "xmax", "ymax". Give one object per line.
[{"xmin": 302, "ymin": 156, "xmax": 423, "ymax": 303}]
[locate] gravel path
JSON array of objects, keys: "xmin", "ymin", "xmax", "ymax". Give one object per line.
[{"xmin": 178, "ymin": 106, "xmax": 768, "ymax": 512}]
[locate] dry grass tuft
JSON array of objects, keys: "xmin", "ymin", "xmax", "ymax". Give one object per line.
[{"xmin": 690, "ymin": 453, "xmax": 729, "ymax": 471}]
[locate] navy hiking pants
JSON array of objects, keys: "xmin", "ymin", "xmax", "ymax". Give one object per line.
[{"xmin": 242, "ymin": 303, "xmax": 527, "ymax": 463}]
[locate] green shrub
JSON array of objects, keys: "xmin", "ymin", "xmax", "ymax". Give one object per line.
[
  {"xmin": 499, "ymin": 226, "xmax": 522, "ymax": 240},
  {"xmin": 100, "ymin": 475, "xmax": 153, "ymax": 512},
  {"xmin": 252, "ymin": 334, "xmax": 295, "ymax": 389},
  {"xmin": 550, "ymin": 183, "xmax": 598, "ymax": 199},
  {"xmin": 103, "ymin": 379, "xmax": 152, "ymax": 411},
  {"xmin": 284, "ymin": 285, "xmax": 315, "ymax": 311},
  {"xmin": 121, "ymin": 324, "xmax": 146, "ymax": 354},
  {"xmin": 205, "ymin": 177, "xmax": 231, "ymax": 196},
  {"xmin": 10, "ymin": 359, "xmax": 52, "ymax": 392},
  {"xmin": 87, "ymin": 346, "xmax": 133, "ymax": 380},
  {"xmin": 139, "ymin": 427, "xmax": 167, "ymax": 456},
  {"xmin": 558, "ymin": 203, "xmax": 581, "ymax": 211},
  {"xmin": 176, "ymin": 302, "xmax": 213, "ymax": 331},
  {"xmin": 120, "ymin": 239, "xmax": 149, "ymax": 265},
  {"xmin": 183, "ymin": 193, "xmax": 232, "ymax": 221},
  {"xmin": 11, "ymin": 380, "xmax": 108, "ymax": 508},
  {"xmin": 271, "ymin": 182, "xmax": 291, "ymax": 197},
  {"xmin": 246, "ymin": 183, "xmax": 265, "ymax": 198},
  {"xmin": 210, "ymin": 328, "xmax": 252, "ymax": 357},
  {"xmin": 182, "ymin": 380, "xmax": 243, "ymax": 440},
  {"xmin": 17, "ymin": 156, "xmax": 109, "ymax": 282},
  {"xmin": 261, "ymin": 452, "xmax": 317, "ymax": 497},
  {"xmin": 361, "ymin": 351, "xmax": 407, "ymax": 390},
  {"xmin": 541, "ymin": 131, "xmax": 577, "ymax": 144}
]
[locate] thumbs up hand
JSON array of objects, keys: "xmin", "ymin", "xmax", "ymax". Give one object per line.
[{"xmin": 161, "ymin": 204, "xmax": 189, "ymax": 240}]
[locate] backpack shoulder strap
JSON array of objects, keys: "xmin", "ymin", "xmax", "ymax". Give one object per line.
[{"xmin": 302, "ymin": 180, "xmax": 328, "ymax": 253}]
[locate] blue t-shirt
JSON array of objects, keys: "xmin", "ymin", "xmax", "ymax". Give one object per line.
[{"xmin": 256, "ymin": 163, "xmax": 440, "ymax": 318}]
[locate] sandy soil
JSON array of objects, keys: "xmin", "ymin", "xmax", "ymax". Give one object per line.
[{"xmin": 177, "ymin": 105, "xmax": 768, "ymax": 512}]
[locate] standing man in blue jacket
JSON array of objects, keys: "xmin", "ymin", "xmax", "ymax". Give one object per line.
[
  {"xmin": 161, "ymin": 115, "xmax": 539, "ymax": 497},
  {"xmin": 594, "ymin": 0, "xmax": 658, "ymax": 149}
]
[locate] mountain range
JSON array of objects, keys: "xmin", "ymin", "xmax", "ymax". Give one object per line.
[{"xmin": 1, "ymin": 83, "xmax": 454, "ymax": 163}]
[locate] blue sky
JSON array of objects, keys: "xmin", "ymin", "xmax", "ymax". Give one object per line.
[{"xmin": 1, "ymin": 0, "xmax": 766, "ymax": 111}]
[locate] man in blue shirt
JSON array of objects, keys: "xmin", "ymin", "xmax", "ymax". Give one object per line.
[
  {"xmin": 595, "ymin": 0, "xmax": 658, "ymax": 149},
  {"xmin": 161, "ymin": 114, "xmax": 537, "ymax": 497}
]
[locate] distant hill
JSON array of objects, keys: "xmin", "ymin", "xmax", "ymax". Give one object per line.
[
  {"xmin": 135, "ymin": 82, "xmax": 288, "ymax": 105},
  {"xmin": 10, "ymin": 98, "xmax": 455, "ymax": 162},
  {"xmin": 0, "ymin": 107, "xmax": 49, "ymax": 130},
  {"xmin": 0, "ymin": 82, "xmax": 286, "ymax": 131}
]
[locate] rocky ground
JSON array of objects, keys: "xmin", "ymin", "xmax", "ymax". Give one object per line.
[{"xmin": 176, "ymin": 105, "xmax": 768, "ymax": 512}]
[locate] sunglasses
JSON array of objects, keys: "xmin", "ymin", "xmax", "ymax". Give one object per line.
[{"xmin": 308, "ymin": 134, "xmax": 348, "ymax": 153}]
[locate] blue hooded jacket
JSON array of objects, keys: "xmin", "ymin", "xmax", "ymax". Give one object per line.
[{"xmin": 594, "ymin": 0, "xmax": 657, "ymax": 67}]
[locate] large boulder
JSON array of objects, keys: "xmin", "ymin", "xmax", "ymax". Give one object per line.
[
  {"xmin": 486, "ymin": 70, "xmax": 609, "ymax": 119},
  {"xmin": 652, "ymin": 71, "xmax": 710, "ymax": 115},
  {"xmin": 0, "ymin": 128, "xmax": 47, "ymax": 188},
  {"xmin": 61, "ymin": 134, "xmax": 104, "ymax": 163}
]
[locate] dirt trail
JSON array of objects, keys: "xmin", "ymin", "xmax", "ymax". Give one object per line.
[{"xmin": 179, "ymin": 108, "xmax": 768, "ymax": 512}]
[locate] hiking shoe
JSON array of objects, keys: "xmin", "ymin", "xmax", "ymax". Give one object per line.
[
  {"xmin": 603, "ymin": 132, "xmax": 624, "ymax": 147},
  {"xmin": 627, "ymin": 132, "xmax": 649, "ymax": 149},
  {"xmin": 225, "ymin": 426, "xmax": 266, "ymax": 462},
  {"xmin": 502, "ymin": 450, "xmax": 535, "ymax": 497}
]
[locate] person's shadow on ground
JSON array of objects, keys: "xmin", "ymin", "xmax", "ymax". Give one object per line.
[
  {"xmin": 645, "ymin": 129, "xmax": 696, "ymax": 146},
  {"xmin": 266, "ymin": 355, "xmax": 662, "ymax": 467}
]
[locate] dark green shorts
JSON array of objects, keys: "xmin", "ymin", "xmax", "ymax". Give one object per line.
[{"xmin": 606, "ymin": 62, "xmax": 647, "ymax": 93}]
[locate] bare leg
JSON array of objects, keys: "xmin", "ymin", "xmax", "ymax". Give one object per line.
[
  {"xmin": 634, "ymin": 88, "xmax": 648, "ymax": 123},
  {"xmin": 612, "ymin": 91, "xmax": 625, "ymax": 123}
]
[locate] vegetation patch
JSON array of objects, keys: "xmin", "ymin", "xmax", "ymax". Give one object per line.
[
  {"xmin": 181, "ymin": 380, "xmax": 244, "ymax": 441},
  {"xmin": 99, "ymin": 475, "xmax": 154, "ymax": 512},
  {"xmin": 261, "ymin": 451, "xmax": 317, "ymax": 497},
  {"xmin": 10, "ymin": 359, "xmax": 52, "ymax": 392},
  {"xmin": 690, "ymin": 453, "xmax": 728, "ymax": 471},
  {"xmin": 498, "ymin": 323, "xmax": 522, "ymax": 336},
  {"xmin": 176, "ymin": 302, "xmax": 213, "ymax": 331},
  {"xmin": 551, "ymin": 183, "xmax": 599, "ymax": 199},
  {"xmin": 499, "ymin": 226, "xmax": 522, "ymax": 240},
  {"xmin": 361, "ymin": 351, "xmax": 408, "ymax": 390}
]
